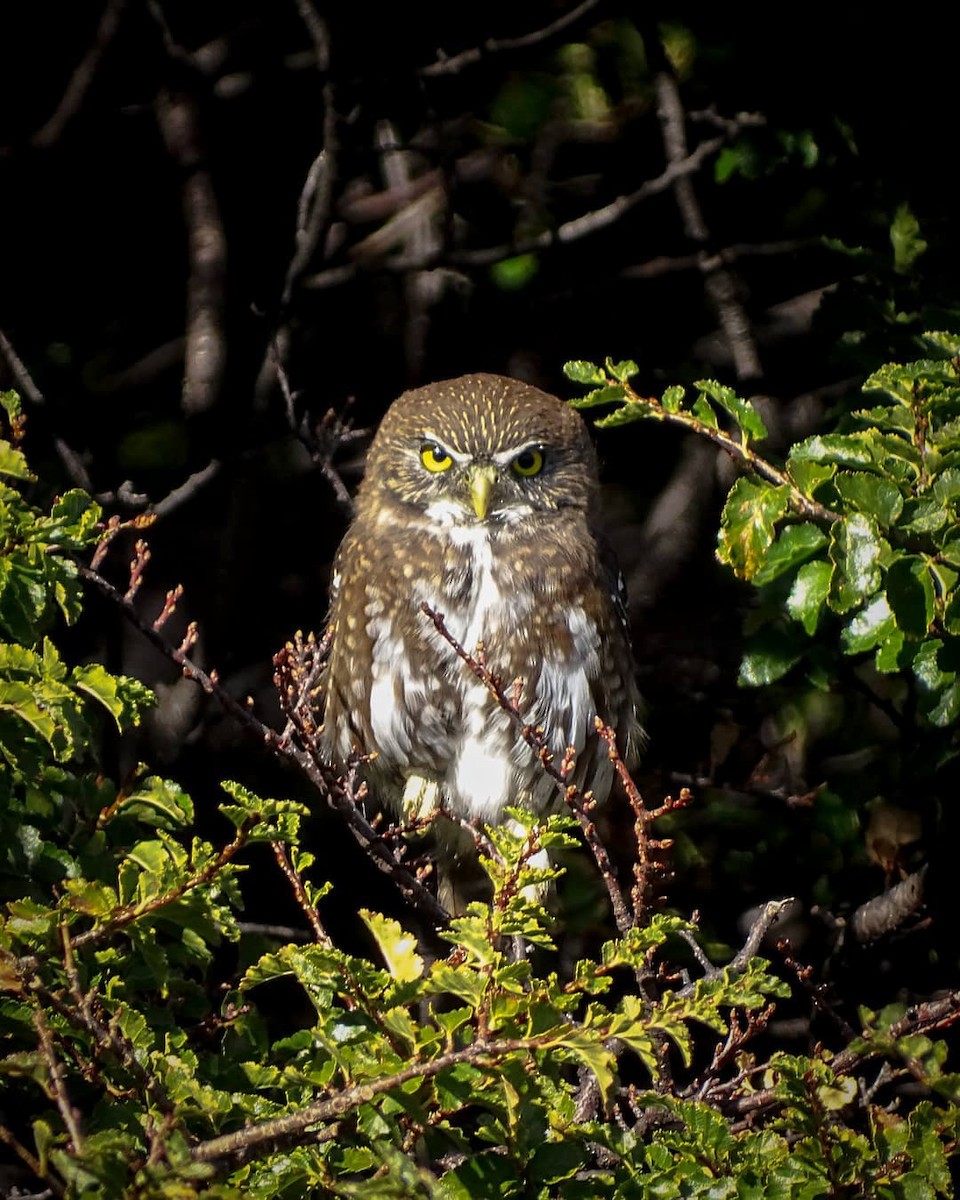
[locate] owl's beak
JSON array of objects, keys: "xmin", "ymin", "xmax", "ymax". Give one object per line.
[{"xmin": 467, "ymin": 464, "xmax": 498, "ymax": 520}]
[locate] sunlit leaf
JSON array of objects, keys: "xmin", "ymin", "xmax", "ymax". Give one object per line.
[
  {"xmin": 360, "ymin": 910, "xmax": 424, "ymax": 982},
  {"xmin": 717, "ymin": 478, "xmax": 789, "ymax": 580},
  {"xmin": 827, "ymin": 513, "xmax": 884, "ymax": 614}
]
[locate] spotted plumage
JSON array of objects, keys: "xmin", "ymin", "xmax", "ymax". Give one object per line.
[{"xmin": 320, "ymin": 373, "xmax": 643, "ymax": 904}]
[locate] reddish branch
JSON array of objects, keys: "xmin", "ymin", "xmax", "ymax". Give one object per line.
[
  {"xmin": 271, "ymin": 841, "xmax": 332, "ymax": 946},
  {"xmin": 419, "ymin": 601, "xmax": 661, "ymax": 938}
]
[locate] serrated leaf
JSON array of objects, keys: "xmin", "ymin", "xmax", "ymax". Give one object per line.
[
  {"xmin": 932, "ymin": 467, "xmax": 960, "ymax": 504},
  {"xmin": 567, "ymin": 384, "xmax": 627, "ymax": 409},
  {"xmin": 876, "ymin": 627, "xmax": 907, "ymax": 673},
  {"xmin": 827, "ymin": 513, "xmax": 884, "ymax": 614},
  {"xmin": 717, "ymin": 478, "xmax": 790, "ymax": 580},
  {"xmin": 72, "ymin": 664, "xmax": 155, "ymax": 730},
  {"xmin": 788, "ymin": 458, "xmax": 835, "ymax": 499},
  {"xmin": 696, "ymin": 379, "xmax": 767, "ymax": 442},
  {"xmin": 785, "ymin": 560, "xmax": 832, "ymax": 635},
  {"xmin": 791, "ymin": 433, "xmax": 877, "ymax": 470},
  {"xmin": 924, "ymin": 330, "xmax": 960, "ymax": 357},
  {"xmin": 604, "ymin": 357, "xmax": 638, "ymax": 383},
  {"xmin": 928, "ymin": 680, "xmax": 960, "ymax": 726},
  {"xmin": 0, "ymin": 441, "xmax": 35, "ymax": 482},
  {"xmin": 890, "ymin": 201, "xmax": 927, "ymax": 274},
  {"xmin": 563, "ymin": 360, "xmax": 606, "ymax": 385},
  {"xmin": 360, "ymin": 910, "xmax": 424, "ymax": 982},
  {"xmin": 753, "ymin": 524, "xmax": 828, "ymax": 586},
  {"xmin": 886, "ymin": 556, "xmax": 935, "ymax": 636},
  {"xmin": 661, "ymin": 384, "xmax": 685, "ymax": 413},
  {"xmin": 842, "ymin": 595, "xmax": 895, "ymax": 653},
  {"xmin": 0, "ymin": 390, "xmax": 22, "ymax": 424},
  {"xmin": 834, "ymin": 471, "xmax": 904, "ymax": 525},
  {"xmin": 738, "ymin": 627, "xmax": 802, "ymax": 687},
  {"xmin": 900, "ymin": 499, "xmax": 948, "ymax": 535},
  {"xmin": 691, "ymin": 393, "xmax": 719, "ymax": 430}
]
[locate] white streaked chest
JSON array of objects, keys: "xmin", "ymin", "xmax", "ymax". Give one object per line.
[{"xmin": 364, "ymin": 518, "xmax": 599, "ymax": 820}]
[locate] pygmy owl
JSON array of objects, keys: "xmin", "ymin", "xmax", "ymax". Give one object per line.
[{"xmin": 320, "ymin": 373, "xmax": 643, "ymax": 908}]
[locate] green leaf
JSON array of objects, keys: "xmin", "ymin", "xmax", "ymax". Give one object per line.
[
  {"xmin": 360, "ymin": 910, "xmax": 424, "ymax": 982},
  {"xmin": 791, "ymin": 433, "xmax": 878, "ymax": 470},
  {"xmin": 739, "ymin": 627, "xmax": 802, "ymax": 686},
  {"xmin": 890, "ymin": 201, "xmax": 927, "ymax": 273},
  {"xmin": 932, "ymin": 467, "xmax": 960, "ymax": 504},
  {"xmin": 0, "ymin": 442, "xmax": 35, "ymax": 482},
  {"xmin": 604, "ymin": 357, "xmax": 639, "ymax": 383},
  {"xmin": 717, "ymin": 478, "xmax": 790, "ymax": 580},
  {"xmin": 567, "ymin": 384, "xmax": 627, "ymax": 409},
  {"xmin": 900, "ymin": 499, "xmax": 948, "ymax": 534},
  {"xmin": 563, "ymin": 360, "xmax": 606, "ymax": 386},
  {"xmin": 490, "ymin": 253, "xmax": 538, "ymax": 291},
  {"xmin": 833, "ymin": 471, "xmax": 903, "ymax": 525},
  {"xmin": 924, "ymin": 330, "xmax": 960, "ymax": 357},
  {"xmin": 696, "ymin": 379, "xmax": 767, "ymax": 442},
  {"xmin": 661, "ymin": 384, "xmax": 685, "ymax": 413},
  {"xmin": 827, "ymin": 513, "xmax": 884, "ymax": 614},
  {"xmin": 691, "ymin": 393, "xmax": 719, "ymax": 430},
  {"xmin": 886, "ymin": 556, "xmax": 936, "ymax": 636},
  {"xmin": 71, "ymin": 664, "xmax": 155, "ymax": 730},
  {"xmin": 0, "ymin": 390, "xmax": 22, "ymax": 424},
  {"xmin": 785, "ymin": 560, "xmax": 832, "ymax": 635},
  {"xmin": 842, "ymin": 595, "xmax": 895, "ymax": 654},
  {"xmin": 753, "ymin": 524, "xmax": 828, "ymax": 587},
  {"xmin": 788, "ymin": 458, "xmax": 835, "ymax": 498}
]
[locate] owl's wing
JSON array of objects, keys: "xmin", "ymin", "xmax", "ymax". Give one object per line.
[{"xmin": 596, "ymin": 531, "xmax": 632, "ymax": 642}]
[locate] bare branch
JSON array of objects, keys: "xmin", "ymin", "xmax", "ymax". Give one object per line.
[
  {"xmin": 652, "ymin": 64, "xmax": 763, "ymax": 382},
  {"xmin": 151, "ymin": 459, "xmax": 222, "ymax": 520},
  {"xmin": 31, "ymin": 0, "xmax": 127, "ymax": 149},
  {"xmin": 302, "ymin": 133, "xmax": 732, "ymax": 289},
  {"xmin": 419, "ymin": 0, "xmax": 604, "ymax": 77},
  {"xmin": 291, "ymin": 0, "xmax": 330, "ymax": 71},
  {"xmin": 0, "ymin": 1122, "xmax": 64, "ymax": 1198},
  {"xmin": 33, "ymin": 1007, "xmax": 84, "ymax": 1152},
  {"xmin": 155, "ymin": 87, "xmax": 227, "ymax": 416},
  {"xmin": 850, "ymin": 868, "xmax": 926, "ymax": 944},
  {"xmin": 0, "ymin": 327, "xmax": 46, "ymax": 406}
]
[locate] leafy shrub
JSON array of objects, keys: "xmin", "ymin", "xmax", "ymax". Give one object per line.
[{"xmin": 1, "ymin": 362, "xmax": 960, "ymax": 1198}]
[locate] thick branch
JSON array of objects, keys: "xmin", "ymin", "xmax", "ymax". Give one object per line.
[{"xmin": 155, "ymin": 88, "xmax": 227, "ymax": 416}]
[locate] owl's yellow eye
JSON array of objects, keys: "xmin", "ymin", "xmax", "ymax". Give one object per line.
[
  {"xmin": 420, "ymin": 442, "xmax": 453, "ymax": 473},
  {"xmin": 511, "ymin": 447, "xmax": 544, "ymax": 477}
]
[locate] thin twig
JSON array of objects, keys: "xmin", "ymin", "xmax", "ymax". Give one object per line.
[
  {"xmin": 0, "ymin": 1123, "xmax": 64, "ymax": 1198},
  {"xmin": 615, "ymin": 380, "xmax": 839, "ymax": 525},
  {"xmin": 650, "ymin": 57, "xmax": 762, "ymax": 382},
  {"xmin": 419, "ymin": 0, "xmax": 603, "ymax": 76},
  {"xmin": 418, "ymin": 602, "xmax": 635, "ymax": 936},
  {"xmin": 191, "ymin": 1033, "xmax": 568, "ymax": 1163},
  {"xmin": 31, "ymin": 0, "xmax": 127, "ymax": 148},
  {"xmin": 271, "ymin": 841, "xmax": 332, "ymax": 946},
  {"xmin": 33, "ymin": 1007, "xmax": 84, "ymax": 1152},
  {"xmin": 302, "ymin": 133, "xmax": 733, "ymax": 288}
]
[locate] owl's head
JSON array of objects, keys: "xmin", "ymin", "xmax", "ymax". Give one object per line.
[{"xmin": 359, "ymin": 374, "xmax": 599, "ymax": 526}]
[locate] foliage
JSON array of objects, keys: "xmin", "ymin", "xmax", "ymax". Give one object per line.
[
  {"xmin": 1, "ymin": 391, "xmax": 959, "ymax": 1196},
  {"xmin": 566, "ymin": 337, "xmax": 960, "ymax": 725}
]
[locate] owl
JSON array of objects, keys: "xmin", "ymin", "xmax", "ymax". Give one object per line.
[{"xmin": 320, "ymin": 374, "xmax": 643, "ymax": 909}]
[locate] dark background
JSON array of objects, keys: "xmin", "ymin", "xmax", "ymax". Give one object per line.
[{"xmin": 2, "ymin": 5, "xmax": 957, "ymax": 981}]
